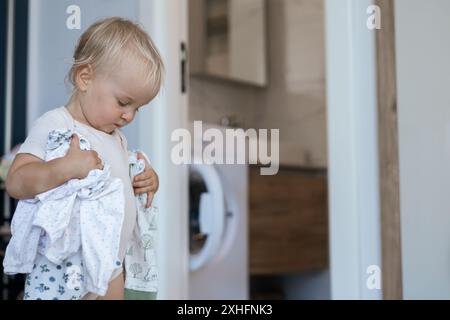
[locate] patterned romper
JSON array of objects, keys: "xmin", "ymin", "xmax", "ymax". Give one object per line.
[{"xmin": 24, "ymin": 252, "xmax": 87, "ymax": 300}]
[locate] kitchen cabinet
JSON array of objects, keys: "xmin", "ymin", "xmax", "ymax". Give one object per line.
[{"xmin": 249, "ymin": 166, "xmax": 329, "ymax": 274}]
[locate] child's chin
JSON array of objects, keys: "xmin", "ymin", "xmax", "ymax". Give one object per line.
[{"xmin": 100, "ymin": 125, "xmax": 116, "ymax": 134}]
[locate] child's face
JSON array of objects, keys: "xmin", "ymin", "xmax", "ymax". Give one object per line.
[{"xmin": 79, "ymin": 58, "xmax": 157, "ymax": 134}]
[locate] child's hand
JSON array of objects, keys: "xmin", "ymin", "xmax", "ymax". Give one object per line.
[
  {"xmin": 133, "ymin": 152, "xmax": 159, "ymax": 208},
  {"xmin": 65, "ymin": 134, "xmax": 104, "ymax": 179}
]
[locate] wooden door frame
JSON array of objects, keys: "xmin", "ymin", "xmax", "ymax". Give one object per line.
[{"xmin": 375, "ymin": 0, "xmax": 403, "ymax": 300}]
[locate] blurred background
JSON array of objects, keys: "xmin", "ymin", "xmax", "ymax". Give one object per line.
[{"xmin": 0, "ymin": 0, "xmax": 448, "ymax": 300}]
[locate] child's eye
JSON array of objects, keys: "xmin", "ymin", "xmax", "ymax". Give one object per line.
[{"xmin": 118, "ymin": 100, "xmax": 129, "ymax": 107}]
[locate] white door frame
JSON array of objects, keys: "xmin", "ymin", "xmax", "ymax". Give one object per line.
[
  {"xmin": 138, "ymin": 0, "xmax": 189, "ymax": 300},
  {"xmin": 325, "ymin": 0, "xmax": 382, "ymax": 299}
]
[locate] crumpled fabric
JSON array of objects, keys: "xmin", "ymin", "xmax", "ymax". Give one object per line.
[
  {"xmin": 124, "ymin": 151, "xmax": 159, "ymax": 293},
  {"xmin": 3, "ymin": 129, "xmax": 125, "ymax": 296}
]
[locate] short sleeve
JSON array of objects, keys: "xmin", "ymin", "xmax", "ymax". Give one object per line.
[{"xmin": 17, "ymin": 109, "xmax": 69, "ymax": 160}]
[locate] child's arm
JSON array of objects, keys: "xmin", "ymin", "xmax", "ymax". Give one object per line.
[{"xmin": 6, "ymin": 134, "xmax": 104, "ymax": 200}]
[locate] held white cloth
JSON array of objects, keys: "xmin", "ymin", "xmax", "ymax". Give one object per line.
[
  {"xmin": 3, "ymin": 129, "xmax": 125, "ymax": 296},
  {"xmin": 124, "ymin": 151, "xmax": 159, "ymax": 293}
]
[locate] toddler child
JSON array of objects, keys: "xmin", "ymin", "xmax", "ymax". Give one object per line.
[{"xmin": 5, "ymin": 17, "xmax": 164, "ymax": 300}]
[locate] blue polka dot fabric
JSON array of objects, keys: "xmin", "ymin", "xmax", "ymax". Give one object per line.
[{"xmin": 24, "ymin": 253, "xmax": 86, "ymax": 300}]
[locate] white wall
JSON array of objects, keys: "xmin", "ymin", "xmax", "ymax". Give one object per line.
[
  {"xmin": 325, "ymin": 0, "xmax": 381, "ymax": 299},
  {"xmin": 396, "ymin": 0, "xmax": 450, "ymax": 299}
]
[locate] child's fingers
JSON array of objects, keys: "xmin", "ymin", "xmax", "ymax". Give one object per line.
[
  {"xmin": 134, "ymin": 186, "xmax": 153, "ymax": 195},
  {"xmin": 146, "ymin": 192, "xmax": 154, "ymax": 208},
  {"xmin": 133, "ymin": 177, "xmax": 155, "ymax": 188},
  {"xmin": 134, "ymin": 169, "xmax": 152, "ymax": 181},
  {"xmin": 70, "ymin": 134, "xmax": 80, "ymax": 147}
]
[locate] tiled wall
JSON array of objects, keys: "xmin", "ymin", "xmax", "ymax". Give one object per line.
[{"xmin": 189, "ymin": 0, "xmax": 327, "ymax": 168}]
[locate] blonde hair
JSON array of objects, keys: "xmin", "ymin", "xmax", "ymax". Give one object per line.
[{"xmin": 67, "ymin": 17, "xmax": 164, "ymax": 97}]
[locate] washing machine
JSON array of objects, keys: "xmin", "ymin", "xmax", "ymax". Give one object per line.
[{"xmin": 188, "ymin": 124, "xmax": 249, "ymax": 300}]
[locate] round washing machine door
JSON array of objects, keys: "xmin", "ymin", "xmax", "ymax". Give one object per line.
[{"xmin": 189, "ymin": 162, "xmax": 225, "ymax": 271}]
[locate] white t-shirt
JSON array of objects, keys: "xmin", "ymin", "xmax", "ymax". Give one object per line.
[{"xmin": 17, "ymin": 106, "xmax": 137, "ymax": 281}]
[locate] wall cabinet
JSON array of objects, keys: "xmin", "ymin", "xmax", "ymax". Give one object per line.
[{"xmin": 189, "ymin": 0, "xmax": 268, "ymax": 87}]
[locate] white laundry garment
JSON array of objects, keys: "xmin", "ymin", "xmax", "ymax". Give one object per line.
[
  {"xmin": 124, "ymin": 151, "xmax": 159, "ymax": 293},
  {"xmin": 3, "ymin": 129, "xmax": 125, "ymax": 296}
]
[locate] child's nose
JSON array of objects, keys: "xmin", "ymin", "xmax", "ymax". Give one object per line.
[{"xmin": 122, "ymin": 111, "xmax": 134, "ymax": 122}]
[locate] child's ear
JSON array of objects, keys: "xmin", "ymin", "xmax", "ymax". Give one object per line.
[{"xmin": 75, "ymin": 64, "xmax": 94, "ymax": 91}]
